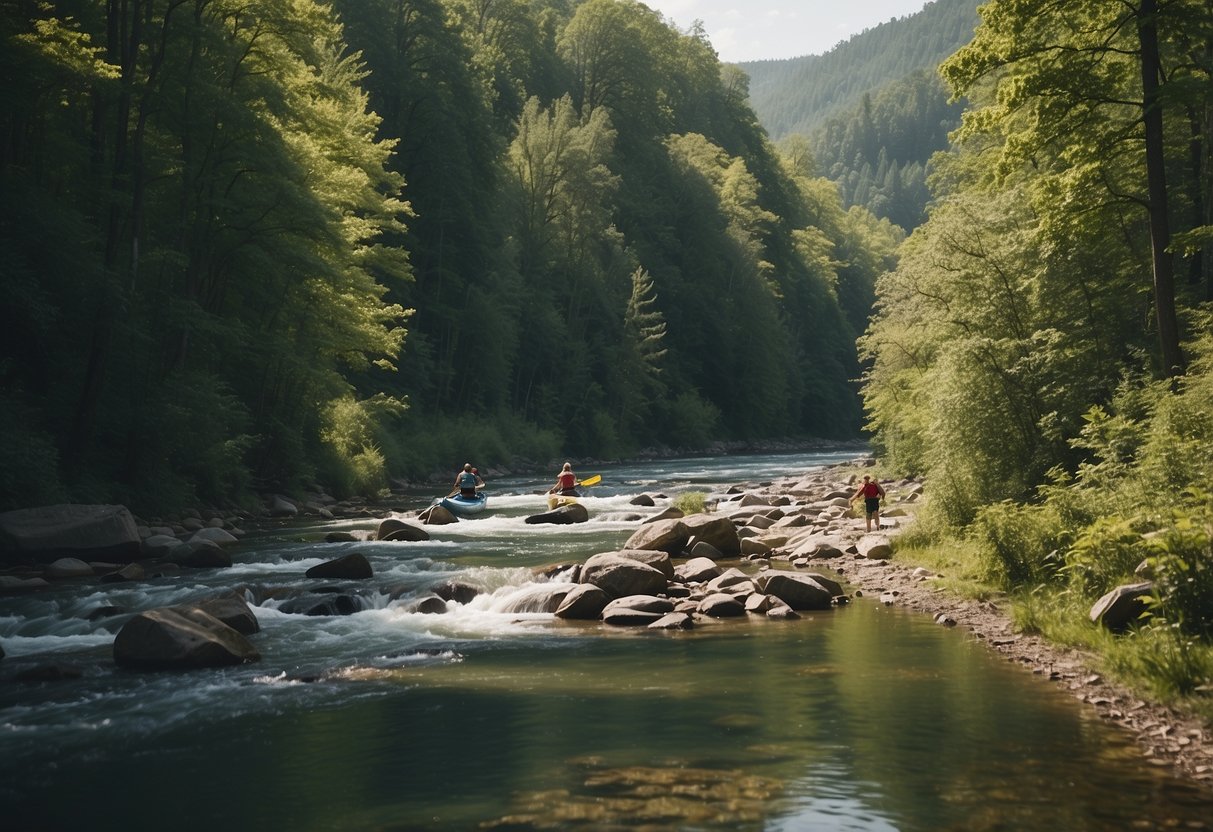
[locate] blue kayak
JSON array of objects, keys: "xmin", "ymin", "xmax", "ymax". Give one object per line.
[{"xmin": 439, "ymin": 492, "xmax": 488, "ymax": 516}]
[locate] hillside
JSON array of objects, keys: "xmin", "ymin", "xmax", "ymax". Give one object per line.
[{"xmin": 739, "ymin": 0, "xmax": 979, "ymax": 142}]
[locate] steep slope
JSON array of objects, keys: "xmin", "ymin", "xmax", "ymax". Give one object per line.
[{"xmin": 739, "ymin": 0, "xmax": 979, "ymax": 141}]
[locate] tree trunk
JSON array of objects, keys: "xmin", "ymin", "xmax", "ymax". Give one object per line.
[{"xmin": 1137, "ymin": 0, "xmax": 1185, "ymax": 377}]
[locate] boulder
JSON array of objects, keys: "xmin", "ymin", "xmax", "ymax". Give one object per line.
[
  {"xmin": 705, "ymin": 568, "xmax": 750, "ymax": 593},
  {"xmin": 0, "ymin": 504, "xmax": 142, "ymax": 564},
  {"xmin": 279, "ymin": 594, "xmax": 365, "ymax": 616},
  {"xmin": 324, "ymin": 531, "xmax": 358, "ymax": 543},
  {"xmin": 612, "ymin": 549, "xmax": 675, "ymax": 580},
  {"xmin": 190, "ymin": 595, "xmax": 260, "ymax": 635},
  {"xmin": 376, "ymin": 517, "xmax": 411, "ymax": 540},
  {"xmin": 555, "ymin": 584, "xmax": 611, "ymax": 620},
  {"xmin": 580, "ymin": 553, "xmax": 668, "ymax": 598},
  {"xmin": 381, "ymin": 523, "xmax": 430, "ymax": 542},
  {"xmin": 166, "ymin": 540, "xmax": 233, "ymax": 569},
  {"xmin": 187, "ymin": 527, "xmax": 238, "ymax": 547},
  {"xmin": 681, "ymin": 515, "xmax": 741, "ymax": 556},
  {"xmin": 648, "ymin": 612, "xmax": 694, "ymax": 630},
  {"xmin": 623, "ymin": 519, "xmax": 690, "ymax": 555},
  {"xmin": 801, "ymin": 572, "xmax": 844, "ymax": 598},
  {"xmin": 306, "ymin": 553, "xmax": 373, "ymax": 580},
  {"xmin": 113, "ymin": 607, "xmax": 260, "ymax": 669},
  {"xmin": 101, "ymin": 563, "xmax": 145, "ymax": 583},
  {"xmin": 419, "ymin": 505, "xmax": 458, "ymax": 525},
  {"xmin": 755, "ymin": 571, "xmax": 834, "ymax": 610},
  {"xmin": 697, "ymin": 593, "xmax": 746, "ymax": 617},
  {"xmin": 602, "ymin": 595, "xmax": 675, "ymax": 626},
  {"xmin": 432, "ymin": 581, "xmax": 480, "ymax": 604},
  {"xmin": 0, "ymin": 575, "xmax": 50, "ymax": 593},
  {"xmin": 142, "ymin": 534, "xmax": 184, "ymax": 558},
  {"xmin": 689, "ymin": 540, "xmax": 723, "ymax": 559},
  {"xmin": 674, "ymin": 557, "xmax": 722, "ymax": 583},
  {"xmin": 44, "ymin": 557, "xmax": 94, "ymax": 579},
  {"xmin": 643, "ymin": 507, "xmax": 685, "ymax": 523},
  {"xmin": 496, "ymin": 584, "xmax": 573, "ymax": 614},
  {"xmin": 857, "ymin": 535, "xmax": 893, "ymax": 559},
  {"xmin": 524, "ymin": 504, "xmax": 590, "ymax": 525},
  {"xmin": 1090, "ymin": 582, "xmax": 1154, "ymax": 632},
  {"xmin": 268, "ymin": 495, "xmax": 298, "ymax": 517},
  {"xmin": 408, "ymin": 595, "xmax": 449, "ymax": 614},
  {"xmin": 629, "ymin": 494, "xmax": 656, "ymax": 507}
]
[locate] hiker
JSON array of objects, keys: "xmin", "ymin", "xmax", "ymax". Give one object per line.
[
  {"xmin": 851, "ymin": 474, "xmax": 886, "ymax": 532},
  {"xmin": 453, "ymin": 463, "xmax": 485, "ymax": 498}
]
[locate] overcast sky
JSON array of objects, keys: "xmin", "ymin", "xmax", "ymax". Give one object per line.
[{"xmin": 642, "ymin": 0, "xmax": 933, "ymax": 63}]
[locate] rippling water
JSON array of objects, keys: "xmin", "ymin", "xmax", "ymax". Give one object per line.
[{"xmin": 2, "ymin": 451, "xmax": 1211, "ymax": 830}]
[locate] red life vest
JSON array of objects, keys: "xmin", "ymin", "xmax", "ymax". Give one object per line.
[{"xmin": 558, "ymin": 472, "xmax": 577, "ymax": 490}]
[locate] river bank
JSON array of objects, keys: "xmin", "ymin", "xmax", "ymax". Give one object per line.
[{"xmin": 738, "ymin": 463, "xmax": 1213, "ymax": 792}]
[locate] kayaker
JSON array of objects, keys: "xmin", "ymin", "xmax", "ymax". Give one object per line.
[
  {"xmin": 453, "ymin": 463, "xmax": 485, "ymax": 498},
  {"xmin": 548, "ymin": 462, "xmax": 578, "ymax": 496},
  {"xmin": 850, "ymin": 474, "xmax": 886, "ymax": 532}
]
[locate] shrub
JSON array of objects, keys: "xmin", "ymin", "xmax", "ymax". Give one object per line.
[
  {"xmin": 1064, "ymin": 515, "xmax": 1150, "ymax": 598},
  {"xmin": 970, "ymin": 499, "xmax": 1067, "ymax": 587},
  {"xmin": 673, "ymin": 491, "xmax": 707, "ymax": 515},
  {"xmin": 1142, "ymin": 497, "xmax": 1213, "ymax": 636}
]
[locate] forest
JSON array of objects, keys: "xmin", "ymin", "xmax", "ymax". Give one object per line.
[
  {"xmin": 0, "ymin": 0, "xmax": 901, "ymax": 512},
  {"xmin": 859, "ymin": 0, "xmax": 1213, "ymax": 701}
]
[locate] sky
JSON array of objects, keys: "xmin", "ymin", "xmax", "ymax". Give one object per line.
[{"xmin": 641, "ymin": 0, "xmax": 933, "ymax": 63}]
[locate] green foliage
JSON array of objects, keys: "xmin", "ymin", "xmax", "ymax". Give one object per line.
[
  {"xmin": 673, "ymin": 491, "xmax": 708, "ymax": 515},
  {"xmin": 1143, "ymin": 499, "xmax": 1213, "ymax": 636},
  {"xmin": 1065, "ymin": 516, "xmax": 1148, "ymax": 599},
  {"xmin": 1103, "ymin": 623, "xmax": 1213, "ymax": 700},
  {"xmin": 970, "ymin": 500, "xmax": 1067, "ymax": 587}
]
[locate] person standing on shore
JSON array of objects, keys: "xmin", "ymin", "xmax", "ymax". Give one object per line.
[{"xmin": 851, "ymin": 475, "xmax": 886, "ymax": 532}]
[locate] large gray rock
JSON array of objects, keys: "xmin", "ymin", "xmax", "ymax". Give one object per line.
[
  {"xmin": 524, "ymin": 504, "xmax": 589, "ymax": 525},
  {"xmin": 580, "ymin": 553, "xmax": 668, "ymax": 598},
  {"xmin": 697, "ymin": 593, "xmax": 746, "ymax": 617},
  {"xmin": 166, "ymin": 540, "xmax": 233, "ymax": 569},
  {"xmin": 756, "ymin": 571, "xmax": 834, "ymax": 610},
  {"xmin": 45, "ymin": 557, "xmax": 94, "ymax": 579},
  {"xmin": 380, "ymin": 521, "xmax": 430, "ymax": 542},
  {"xmin": 142, "ymin": 534, "xmax": 184, "ymax": 558},
  {"xmin": 190, "ymin": 595, "xmax": 260, "ymax": 635},
  {"xmin": 674, "ymin": 556, "xmax": 722, "ymax": 583},
  {"xmin": 113, "ymin": 607, "xmax": 260, "ymax": 669},
  {"xmin": 419, "ymin": 504, "xmax": 457, "ymax": 525},
  {"xmin": 554, "ymin": 584, "xmax": 611, "ymax": 619},
  {"xmin": 306, "ymin": 553, "xmax": 373, "ymax": 580},
  {"xmin": 0, "ymin": 504, "xmax": 142, "ymax": 564},
  {"xmin": 682, "ymin": 515, "xmax": 741, "ymax": 556},
  {"xmin": 623, "ymin": 518, "xmax": 690, "ymax": 555},
  {"xmin": 1090, "ymin": 582, "xmax": 1154, "ymax": 631},
  {"xmin": 857, "ymin": 535, "xmax": 893, "ymax": 559},
  {"xmin": 602, "ymin": 595, "xmax": 675, "ymax": 626},
  {"xmin": 612, "ymin": 549, "xmax": 675, "ymax": 580},
  {"xmin": 187, "ymin": 527, "xmax": 238, "ymax": 547},
  {"xmin": 496, "ymin": 584, "xmax": 573, "ymax": 614}
]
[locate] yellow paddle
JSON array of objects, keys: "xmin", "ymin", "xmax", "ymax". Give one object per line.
[{"xmin": 577, "ymin": 475, "xmax": 601, "ymax": 487}]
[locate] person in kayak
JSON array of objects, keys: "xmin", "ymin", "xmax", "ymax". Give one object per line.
[
  {"xmin": 851, "ymin": 474, "xmax": 886, "ymax": 532},
  {"xmin": 453, "ymin": 463, "xmax": 485, "ymax": 498},
  {"xmin": 549, "ymin": 462, "xmax": 578, "ymax": 496}
]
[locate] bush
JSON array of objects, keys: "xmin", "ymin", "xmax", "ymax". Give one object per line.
[
  {"xmin": 970, "ymin": 499, "xmax": 1067, "ymax": 587},
  {"xmin": 673, "ymin": 491, "xmax": 707, "ymax": 515},
  {"xmin": 1064, "ymin": 515, "xmax": 1150, "ymax": 598},
  {"xmin": 1143, "ymin": 498, "xmax": 1213, "ymax": 636}
]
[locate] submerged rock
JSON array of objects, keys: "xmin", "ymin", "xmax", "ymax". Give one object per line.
[{"xmin": 113, "ymin": 607, "xmax": 260, "ymax": 669}]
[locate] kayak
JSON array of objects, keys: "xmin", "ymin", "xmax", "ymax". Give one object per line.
[{"xmin": 439, "ymin": 492, "xmax": 489, "ymax": 516}]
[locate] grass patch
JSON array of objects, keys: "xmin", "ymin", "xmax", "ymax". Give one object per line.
[
  {"xmin": 890, "ymin": 538, "xmax": 1000, "ymax": 601},
  {"xmin": 673, "ymin": 491, "xmax": 708, "ymax": 515}
]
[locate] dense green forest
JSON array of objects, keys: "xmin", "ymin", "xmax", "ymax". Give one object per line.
[
  {"xmin": 740, "ymin": 0, "xmax": 978, "ymax": 141},
  {"xmin": 0, "ymin": 0, "xmax": 900, "ymax": 511},
  {"xmin": 860, "ymin": 0, "xmax": 1213, "ymax": 697}
]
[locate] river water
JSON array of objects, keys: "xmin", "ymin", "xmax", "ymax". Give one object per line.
[{"xmin": 2, "ymin": 451, "xmax": 1211, "ymax": 830}]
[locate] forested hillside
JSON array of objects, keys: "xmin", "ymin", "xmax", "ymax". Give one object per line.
[
  {"xmin": 0, "ymin": 0, "xmax": 900, "ymax": 512},
  {"xmin": 739, "ymin": 0, "xmax": 978, "ymax": 141}
]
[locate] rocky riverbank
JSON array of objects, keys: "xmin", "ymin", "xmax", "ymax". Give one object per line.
[{"xmin": 727, "ymin": 463, "xmax": 1213, "ymax": 792}]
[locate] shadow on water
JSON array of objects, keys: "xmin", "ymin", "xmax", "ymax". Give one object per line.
[{"xmin": 2, "ymin": 452, "xmax": 1211, "ymax": 830}]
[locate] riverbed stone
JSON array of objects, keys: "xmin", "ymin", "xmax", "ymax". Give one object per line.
[
  {"xmin": 612, "ymin": 549, "xmax": 675, "ymax": 580},
  {"xmin": 0, "ymin": 504, "xmax": 142, "ymax": 564},
  {"xmin": 580, "ymin": 553, "xmax": 668, "ymax": 598},
  {"xmin": 188, "ymin": 527, "xmax": 238, "ymax": 547},
  {"xmin": 189, "ymin": 595, "xmax": 260, "ymax": 635},
  {"xmin": 674, "ymin": 557, "xmax": 722, "ymax": 583},
  {"xmin": 648, "ymin": 612, "xmax": 694, "ymax": 630},
  {"xmin": 555, "ymin": 584, "xmax": 611, "ymax": 619},
  {"xmin": 44, "ymin": 557, "xmax": 94, "ymax": 579},
  {"xmin": 113, "ymin": 607, "xmax": 260, "ymax": 669},
  {"xmin": 432, "ymin": 580, "xmax": 481, "ymax": 604},
  {"xmin": 100, "ymin": 563, "xmax": 145, "ymax": 583},
  {"xmin": 857, "ymin": 535, "xmax": 893, "ymax": 559},
  {"xmin": 306, "ymin": 552, "xmax": 373, "ymax": 580},
  {"xmin": 497, "ymin": 584, "xmax": 573, "ymax": 614},
  {"xmin": 697, "ymin": 593, "xmax": 746, "ymax": 617},
  {"xmin": 755, "ymin": 571, "xmax": 833, "ymax": 610},
  {"xmin": 624, "ymin": 518, "xmax": 690, "ymax": 555},
  {"xmin": 166, "ymin": 540, "xmax": 232, "ymax": 569},
  {"xmin": 1090, "ymin": 582, "xmax": 1154, "ymax": 632},
  {"xmin": 682, "ymin": 514, "xmax": 741, "ymax": 556},
  {"xmin": 381, "ymin": 523, "xmax": 431, "ymax": 542},
  {"xmin": 142, "ymin": 534, "xmax": 183, "ymax": 558},
  {"xmin": 602, "ymin": 595, "xmax": 675, "ymax": 626},
  {"xmin": 524, "ymin": 504, "xmax": 590, "ymax": 525}
]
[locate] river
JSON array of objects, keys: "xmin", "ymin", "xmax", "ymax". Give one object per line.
[{"xmin": 1, "ymin": 451, "xmax": 1211, "ymax": 830}]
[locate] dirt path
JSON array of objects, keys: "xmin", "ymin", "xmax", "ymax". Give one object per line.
[{"xmin": 745, "ymin": 468, "xmax": 1213, "ymax": 790}]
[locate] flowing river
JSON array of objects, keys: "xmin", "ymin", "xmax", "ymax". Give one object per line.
[{"xmin": 2, "ymin": 451, "xmax": 1211, "ymax": 830}]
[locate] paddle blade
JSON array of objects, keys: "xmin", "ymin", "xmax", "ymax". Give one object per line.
[{"xmin": 578, "ymin": 475, "xmax": 601, "ymax": 487}]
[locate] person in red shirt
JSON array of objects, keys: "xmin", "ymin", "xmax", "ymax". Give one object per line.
[
  {"xmin": 549, "ymin": 462, "xmax": 578, "ymax": 496},
  {"xmin": 851, "ymin": 474, "xmax": 886, "ymax": 532}
]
